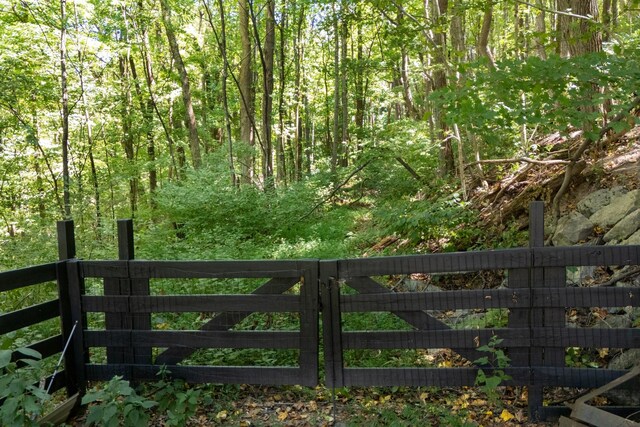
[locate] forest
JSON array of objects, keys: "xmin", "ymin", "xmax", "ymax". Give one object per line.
[
  {"xmin": 0, "ymin": 0, "xmax": 637, "ymax": 265},
  {"xmin": 1, "ymin": 0, "xmax": 640, "ymax": 424}
]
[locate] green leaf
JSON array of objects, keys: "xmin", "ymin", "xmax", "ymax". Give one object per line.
[
  {"xmin": 0, "ymin": 350, "xmax": 11, "ymax": 369},
  {"xmin": 15, "ymin": 347, "xmax": 42, "ymax": 360}
]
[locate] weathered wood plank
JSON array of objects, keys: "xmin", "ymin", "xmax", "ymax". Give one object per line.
[
  {"xmin": 0, "ymin": 263, "xmax": 58, "ymax": 293},
  {"xmin": 571, "ymin": 402, "xmax": 640, "ymax": 427},
  {"xmin": 66, "ymin": 260, "xmax": 87, "ymax": 394},
  {"xmin": 82, "ymin": 294, "xmax": 301, "ymax": 313},
  {"xmin": 84, "ymin": 330, "xmax": 301, "ymax": 349},
  {"xmin": 342, "ymin": 328, "xmax": 530, "ymax": 349},
  {"xmin": 337, "ymin": 248, "xmax": 531, "ymax": 276},
  {"xmin": 56, "ymin": 261, "xmax": 79, "ymax": 397},
  {"xmin": 340, "ymin": 288, "xmax": 528, "ymax": 312},
  {"xmin": 128, "ymin": 260, "xmax": 306, "ymax": 279},
  {"xmin": 508, "ymin": 268, "xmax": 531, "ymax": 368},
  {"xmin": 533, "ymin": 287, "xmax": 640, "ymax": 307},
  {"xmin": 0, "ymin": 299, "xmax": 59, "ymax": 334},
  {"xmin": 543, "ymin": 267, "xmax": 566, "ymax": 367},
  {"xmin": 532, "ymin": 367, "xmax": 630, "ymax": 388},
  {"xmin": 534, "ymin": 246, "xmax": 640, "ymax": 267},
  {"xmin": 86, "ymin": 364, "xmax": 307, "ymax": 385},
  {"xmin": 81, "ymin": 261, "xmax": 129, "ymax": 279},
  {"xmin": 531, "ymin": 328, "xmax": 640, "ymax": 348},
  {"xmin": 298, "ymin": 263, "xmax": 319, "ymax": 387},
  {"xmin": 320, "ymin": 260, "xmax": 344, "ymax": 388}
]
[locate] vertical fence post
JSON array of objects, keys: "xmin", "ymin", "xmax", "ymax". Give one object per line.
[
  {"xmin": 118, "ymin": 219, "xmax": 152, "ymax": 366},
  {"xmin": 528, "ymin": 201, "xmax": 546, "ymax": 420},
  {"xmin": 56, "ymin": 220, "xmax": 83, "ymax": 396},
  {"xmin": 320, "ymin": 260, "xmax": 344, "ymax": 388}
]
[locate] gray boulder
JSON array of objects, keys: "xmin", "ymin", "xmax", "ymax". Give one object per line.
[
  {"xmin": 604, "ymin": 208, "xmax": 640, "ymax": 243},
  {"xmin": 589, "ymin": 189, "xmax": 640, "ymax": 229},
  {"xmin": 552, "ymin": 212, "xmax": 594, "ymax": 246},
  {"xmin": 605, "ymin": 349, "xmax": 640, "ymax": 406},
  {"xmin": 623, "ymin": 229, "xmax": 640, "ymax": 245},
  {"xmin": 577, "ymin": 186, "xmax": 626, "ymax": 217}
]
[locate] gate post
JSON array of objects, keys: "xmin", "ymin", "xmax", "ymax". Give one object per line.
[
  {"xmin": 56, "ymin": 220, "xmax": 81, "ymax": 397},
  {"xmin": 320, "ymin": 260, "xmax": 344, "ymax": 388},
  {"xmin": 117, "ymin": 220, "xmax": 152, "ymax": 365}
]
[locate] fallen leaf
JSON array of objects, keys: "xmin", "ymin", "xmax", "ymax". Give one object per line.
[
  {"xmin": 500, "ymin": 409, "xmax": 515, "ymax": 422},
  {"xmin": 277, "ymin": 410, "xmax": 288, "ymax": 421}
]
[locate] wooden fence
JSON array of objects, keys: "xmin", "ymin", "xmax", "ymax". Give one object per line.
[{"xmin": 1, "ymin": 202, "xmax": 639, "ymax": 421}]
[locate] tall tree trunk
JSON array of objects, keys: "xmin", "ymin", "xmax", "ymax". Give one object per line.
[
  {"xmin": 552, "ymin": 0, "xmax": 603, "ymax": 219},
  {"xmin": 249, "ymin": 0, "xmax": 275, "ymax": 186},
  {"xmin": 331, "ymin": 0, "xmax": 339, "ymax": 174},
  {"xmin": 277, "ymin": 5, "xmax": 287, "ymax": 185},
  {"xmin": 569, "ymin": 0, "xmax": 602, "ymax": 57},
  {"xmin": 160, "ymin": 0, "xmax": 202, "ymax": 168},
  {"xmin": 264, "ymin": 0, "xmax": 276, "ymax": 186},
  {"xmin": 293, "ymin": 1, "xmax": 305, "ymax": 180},
  {"xmin": 354, "ymin": 8, "xmax": 365, "ymax": 142},
  {"xmin": 204, "ymin": 0, "xmax": 237, "ymax": 186},
  {"xmin": 239, "ymin": 0, "xmax": 254, "ymax": 184},
  {"xmin": 556, "ymin": 0, "xmax": 571, "ymax": 57},
  {"xmin": 534, "ymin": 0, "xmax": 547, "ymax": 59},
  {"xmin": 118, "ymin": 53, "xmax": 138, "ymax": 216},
  {"xmin": 60, "ymin": 0, "xmax": 71, "ymax": 219},
  {"xmin": 478, "ymin": 0, "xmax": 496, "ymax": 68},
  {"xmin": 340, "ymin": 0, "xmax": 349, "ymax": 167},
  {"xmin": 431, "ymin": 0, "xmax": 454, "ymax": 177}
]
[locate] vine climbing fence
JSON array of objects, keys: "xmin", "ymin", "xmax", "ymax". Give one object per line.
[{"xmin": 1, "ymin": 202, "xmax": 639, "ymax": 421}]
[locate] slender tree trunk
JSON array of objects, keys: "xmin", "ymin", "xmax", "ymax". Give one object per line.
[
  {"xmin": 431, "ymin": 0, "xmax": 454, "ymax": 177},
  {"xmin": 277, "ymin": 5, "xmax": 287, "ymax": 185},
  {"xmin": 139, "ymin": 26, "xmax": 161, "ymax": 194},
  {"xmin": 204, "ymin": 0, "xmax": 237, "ymax": 186},
  {"xmin": 556, "ymin": 0, "xmax": 571, "ymax": 57},
  {"xmin": 249, "ymin": 0, "xmax": 275, "ymax": 186},
  {"xmin": 354, "ymin": 8, "xmax": 365, "ymax": 142},
  {"xmin": 264, "ymin": 0, "xmax": 275, "ymax": 186},
  {"xmin": 160, "ymin": 0, "xmax": 202, "ymax": 168},
  {"xmin": 340, "ymin": 0, "xmax": 349, "ymax": 167},
  {"xmin": 535, "ymin": 0, "xmax": 547, "ymax": 59},
  {"xmin": 118, "ymin": 50, "xmax": 138, "ymax": 216},
  {"xmin": 331, "ymin": 0, "xmax": 339, "ymax": 174},
  {"xmin": 478, "ymin": 0, "xmax": 496, "ymax": 68},
  {"xmin": 239, "ymin": 0, "xmax": 254, "ymax": 184},
  {"xmin": 60, "ymin": 0, "xmax": 71, "ymax": 219},
  {"xmin": 293, "ymin": 1, "xmax": 305, "ymax": 180}
]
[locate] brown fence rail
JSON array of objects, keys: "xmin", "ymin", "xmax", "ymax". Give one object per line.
[
  {"xmin": 0, "ymin": 262, "xmax": 70, "ymax": 399},
  {"xmin": 1, "ymin": 203, "xmax": 639, "ymax": 422}
]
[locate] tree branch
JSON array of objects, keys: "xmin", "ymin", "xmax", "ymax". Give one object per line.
[
  {"xmin": 465, "ymin": 157, "xmax": 570, "ymax": 168},
  {"xmin": 298, "ymin": 160, "xmax": 372, "ymax": 221}
]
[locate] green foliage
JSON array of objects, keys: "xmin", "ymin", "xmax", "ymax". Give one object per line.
[
  {"xmin": 153, "ymin": 367, "xmax": 201, "ymax": 426},
  {"xmin": 81, "ymin": 376, "xmax": 157, "ymax": 427},
  {"xmin": 474, "ymin": 336, "xmax": 512, "ymax": 407},
  {"xmin": 431, "ymin": 49, "xmax": 640, "ymax": 159},
  {"xmin": 565, "ymin": 347, "xmax": 600, "ymax": 368},
  {"xmin": 374, "ymin": 193, "xmax": 479, "ymax": 250},
  {"xmin": 0, "ymin": 342, "xmax": 49, "ymax": 427}
]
